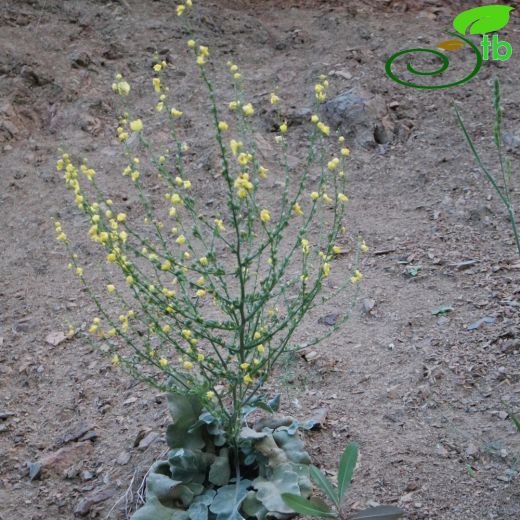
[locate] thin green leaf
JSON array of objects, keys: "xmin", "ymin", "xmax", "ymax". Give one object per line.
[
  {"xmin": 351, "ymin": 505, "xmax": 405, "ymax": 519},
  {"xmin": 511, "ymin": 413, "xmax": 520, "ymax": 432},
  {"xmin": 309, "ymin": 465, "xmax": 340, "ymax": 509},
  {"xmin": 281, "ymin": 494, "xmax": 337, "ymax": 518},
  {"xmin": 454, "ymin": 105, "xmax": 508, "ymax": 206},
  {"xmin": 337, "ymin": 442, "xmax": 358, "ymax": 500}
]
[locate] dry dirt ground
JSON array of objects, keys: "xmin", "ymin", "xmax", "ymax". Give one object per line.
[{"xmin": 1, "ymin": 0, "xmax": 520, "ymax": 519}]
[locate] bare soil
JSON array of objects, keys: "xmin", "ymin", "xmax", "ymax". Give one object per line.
[{"xmin": 1, "ymin": 1, "xmax": 519, "ymax": 519}]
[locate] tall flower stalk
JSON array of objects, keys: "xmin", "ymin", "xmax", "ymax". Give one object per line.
[{"xmin": 54, "ymin": 1, "xmax": 366, "ymax": 451}]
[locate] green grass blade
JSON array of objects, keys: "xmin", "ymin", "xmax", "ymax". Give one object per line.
[
  {"xmin": 337, "ymin": 442, "xmax": 358, "ymax": 500},
  {"xmin": 281, "ymin": 494, "xmax": 337, "ymax": 518},
  {"xmin": 309, "ymin": 465, "xmax": 340, "ymax": 509},
  {"xmin": 511, "ymin": 413, "xmax": 520, "ymax": 432},
  {"xmin": 454, "ymin": 104, "xmax": 508, "ymax": 206},
  {"xmin": 351, "ymin": 505, "xmax": 405, "ymax": 519}
]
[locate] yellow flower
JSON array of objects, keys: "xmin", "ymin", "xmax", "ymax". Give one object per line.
[
  {"xmin": 338, "ymin": 193, "xmax": 349, "ymax": 202},
  {"xmin": 183, "ymin": 361, "xmax": 194, "ymax": 370},
  {"xmin": 130, "ymin": 119, "xmax": 143, "ymax": 132},
  {"xmin": 107, "ymin": 253, "xmax": 117, "ymax": 263},
  {"xmin": 196, "ymin": 289, "xmax": 206, "ymax": 297},
  {"xmin": 218, "ymin": 121, "xmax": 229, "ymax": 131},
  {"xmin": 240, "ymin": 362, "xmax": 250, "ymax": 370},
  {"xmin": 322, "ymin": 193, "xmax": 332, "ymax": 203},
  {"xmin": 159, "ymin": 357, "xmax": 169, "ymax": 367},
  {"xmin": 243, "ymin": 374, "xmax": 253, "ymax": 384},
  {"xmin": 332, "ymin": 245, "xmax": 341, "ymax": 254},
  {"xmin": 206, "ymin": 390, "xmax": 215, "ymax": 399},
  {"xmin": 230, "ymin": 139, "xmax": 242, "ymax": 156},
  {"xmin": 107, "ymin": 284, "xmax": 115, "ymax": 293},
  {"xmin": 197, "ymin": 353, "xmax": 205, "ymax": 362},
  {"xmin": 258, "ymin": 166, "xmax": 268, "ymax": 179},
  {"xmin": 116, "ymin": 81, "xmax": 130, "ymax": 96},
  {"xmin": 233, "ymin": 72, "xmax": 241, "ymax": 80},
  {"xmin": 311, "ymin": 114, "xmax": 319, "ymax": 123},
  {"xmin": 350, "ymin": 270, "xmax": 363, "ymax": 284},
  {"xmin": 317, "ymin": 122, "xmax": 330, "ymax": 136},
  {"xmin": 156, "ymin": 102, "xmax": 164, "ymax": 112},
  {"xmin": 170, "ymin": 108, "xmax": 183, "ymax": 118},
  {"xmin": 292, "ymin": 202, "xmax": 303, "ymax": 216},
  {"xmin": 171, "ymin": 193, "xmax": 182, "ymax": 204},
  {"xmin": 242, "ymin": 103, "xmax": 254, "ymax": 116},
  {"xmin": 152, "ymin": 78, "xmax": 161, "ymax": 92},
  {"xmin": 153, "ymin": 63, "xmax": 162, "ymax": 72},
  {"xmin": 199, "ymin": 256, "xmax": 209, "ymax": 266},
  {"xmin": 260, "ymin": 209, "xmax": 271, "ymax": 223},
  {"xmin": 197, "ymin": 55, "xmax": 205, "ymax": 65},
  {"xmin": 116, "ymin": 212, "xmax": 127, "ymax": 223},
  {"xmin": 126, "ymin": 275, "xmax": 135, "ymax": 286},
  {"xmin": 361, "ymin": 240, "xmax": 369, "ymax": 253},
  {"xmin": 341, "ymin": 147, "xmax": 350, "ymax": 157},
  {"xmin": 322, "ymin": 262, "xmax": 330, "ymax": 277},
  {"xmin": 111, "ymin": 354, "xmax": 120, "ymax": 365},
  {"xmin": 176, "ymin": 235, "xmax": 186, "ymax": 245},
  {"xmin": 310, "ymin": 192, "xmax": 319, "ymax": 201},
  {"xmin": 131, "ymin": 170, "xmax": 140, "ymax": 182},
  {"xmin": 270, "ymin": 92, "xmax": 280, "ymax": 105},
  {"xmin": 162, "ymin": 324, "xmax": 171, "ymax": 334},
  {"xmin": 75, "ymin": 267, "xmax": 84, "ymax": 277},
  {"xmin": 229, "ymin": 100, "xmax": 239, "ymax": 111},
  {"xmin": 187, "ymin": 39, "xmax": 196, "ymax": 48},
  {"xmin": 257, "ymin": 344, "xmax": 265, "ymax": 353},
  {"xmin": 176, "ymin": 4, "xmax": 185, "ymax": 15},
  {"xmin": 161, "ymin": 260, "xmax": 172, "ymax": 271},
  {"xmin": 301, "ymin": 238, "xmax": 309, "ymax": 254},
  {"xmin": 327, "ymin": 158, "xmax": 339, "ymax": 171},
  {"xmin": 182, "ymin": 329, "xmax": 192, "ymax": 339},
  {"xmin": 279, "ymin": 121, "xmax": 288, "ymax": 134},
  {"xmin": 254, "ymin": 331, "xmax": 261, "ymax": 340}
]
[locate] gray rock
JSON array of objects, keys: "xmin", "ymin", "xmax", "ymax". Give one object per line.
[
  {"xmin": 27, "ymin": 462, "xmax": 42, "ymax": 481},
  {"xmin": 321, "ymin": 88, "xmax": 392, "ymax": 147},
  {"xmin": 138, "ymin": 431, "xmax": 160, "ymax": 450},
  {"xmin": 74, "ymin": 487, "xmax": 115, "ymax": 516},
  {"xmin": 116, "ymin": 451, "xmax": 131, "ymax": 465}
]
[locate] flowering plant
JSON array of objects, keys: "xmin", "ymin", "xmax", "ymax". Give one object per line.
[{"xmin": 54, "ymin": 2, "xmax": 367, "ymax": 518}]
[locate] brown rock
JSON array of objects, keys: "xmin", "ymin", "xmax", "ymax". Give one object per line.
[{"xmin": 38, "ymin": 442, "xmax": 93, "ymax": 477}]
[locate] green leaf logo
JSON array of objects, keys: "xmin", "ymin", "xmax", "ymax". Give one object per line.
[{"xmin": 453, "ymin": 5, "xmax": 514, "ymax": 35}]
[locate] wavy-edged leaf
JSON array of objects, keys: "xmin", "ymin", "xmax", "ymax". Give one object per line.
[
  {"xmin": 337, "ymin": 442, "xmax": 358, "ymax": 500},
  {"xmin": 309, "ymin": 466, "xmax": 339, "ymax": 508},
  {"xmin": 351, "ymin": 505, "xmax": 405, "ymax": 519},
  {"xmin": 453, "ymin": 5, "xmax": 514, "ymax": 35},
  {"xmin": 281, "ymin": 494, "xmax": 337, "ymax": 518}
]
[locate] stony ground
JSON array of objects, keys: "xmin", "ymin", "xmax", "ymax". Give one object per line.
[{"xmin": 1, "ymin": 1, "xmax": 519, "ymax": 519}]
